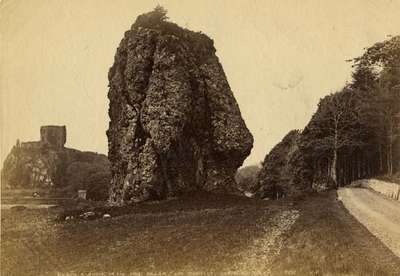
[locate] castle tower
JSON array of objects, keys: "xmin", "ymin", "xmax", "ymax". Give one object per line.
[{"xmin": 40, "ymin": 125, "xmax": 66, "ymax": 150}]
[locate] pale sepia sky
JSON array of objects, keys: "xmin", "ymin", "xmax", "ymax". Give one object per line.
[{"xmin": 1, "ymin": 0, "xmax": 399, "ymax": 167}]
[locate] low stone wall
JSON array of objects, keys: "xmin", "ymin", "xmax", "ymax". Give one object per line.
[{"xmin": 366, "ymin": 179, "xmax": 400, "ymax": 201}]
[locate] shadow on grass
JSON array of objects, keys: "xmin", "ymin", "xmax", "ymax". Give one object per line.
[{"xmin": 2, "ymin": 192, "xmax": 283, "ymax": 274}]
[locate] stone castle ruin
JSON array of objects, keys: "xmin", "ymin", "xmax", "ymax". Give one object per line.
[
  {"xmin": 107, "ymin": 9, "xmax": 253, "ymax": 204},
  {"xmin": 1, "ymin": 126, "xmax": 110, "ymax": 199},
  {"xmin": 2, "ymin": 126, "xmax": 67, "ymax": 189},
  {"xmin": 40, "ymin": 125, "xmax": 66, "ymax": 150},
  {"xmin": 16, "ymin": 125, "xmax": 66, "ymax": 151}
]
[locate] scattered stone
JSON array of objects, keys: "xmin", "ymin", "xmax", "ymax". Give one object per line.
[
  {"xmin": 80, "ymin": 211, "xmax": 95, "ymax": 219},
  {"xmin": 10, "ymin": 205, "xmax": 27, "ymax": 211},
  {"xmin": 244, "ymin": 191, "xmax": 255, "ymax": 198},
  {"xmin": 103, "ymin": 214, "xmax": 111, "ymax": 218},
  {"xmin": 65, "ymin": 215, "xmax": 74, "ymax": 221}
]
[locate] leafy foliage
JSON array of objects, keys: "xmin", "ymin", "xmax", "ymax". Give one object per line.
[
  {"xmin": 134, "ymin": 5, "xmax": 168, "ymax": 28},
  {"xmin": 255, "ymin": 130, "xmax": 308, "ymax": 198},
  {"xmin": 257, "ymin": 35, "xmax": 400, "ymax": 197},
  {"xmin": 131, "ymin": 5, "xmax": 215, "ymax": 65},
  {"xmin": 64, "ymin": 161, "xmax": 111, "ymax": 201},
  {"xmin": 303, "ymin": 35, "xmax": 400, "ymax": 187}
]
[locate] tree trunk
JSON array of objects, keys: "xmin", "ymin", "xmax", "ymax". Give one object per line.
[
  {"xmin": 331, "ymin": 149, "xmax": 338, "ymax": 188},
  {"xmin": 389, "ymin": 140, "xmax": 393, "ymax": 176},
  {"xmin": 331, "ymin": 120, "xmax": 339, "ymax": 188},
  {"xmin": 327, "ymin": 160, "xmax": 331, "ymax": 177},
  {"xmin": 388, "ymin": 122, "xmax": 393, "ymax": 176},
  {"xmin": 379, "ymin": 144, "xmax": 383, "ymax": 173},
  {"xmin": 342, "ymin": 155, "xmax": 346, "ymax": 185},
  {"xmin": 361, "ymin": 154, "xmax": 364, "ymax": 178}
]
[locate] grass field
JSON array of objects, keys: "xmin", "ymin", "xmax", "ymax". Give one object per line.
[{"xmin": 1, "ymin": 191, "xmax": 399, "ymax": 275}]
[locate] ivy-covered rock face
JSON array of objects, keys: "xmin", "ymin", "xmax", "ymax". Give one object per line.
[{"xmin": 107, "ymin": 9, "xmax": 253, "ymax": 205}]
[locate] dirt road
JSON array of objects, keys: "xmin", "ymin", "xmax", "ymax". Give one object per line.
[
  {"xmin": 338, "ymin": 187, "xmax": 400, "ymax": 257},
  {"xmin": 233, "ymin": 210, "xmax": 300, "ymax": 275}
]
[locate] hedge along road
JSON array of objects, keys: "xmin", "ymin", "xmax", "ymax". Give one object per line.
[{"xmin": 338, "ymin": 186, "xmax": 400, "ymax": 257}]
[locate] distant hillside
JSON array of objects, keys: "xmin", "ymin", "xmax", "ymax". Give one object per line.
[
  {"xmin": 256, "ymin": 36, "xmax": 400, "ymax": 198},
  {"xmin": 235, "ymin": 164, "xmax": 261, "ymax": 192}
]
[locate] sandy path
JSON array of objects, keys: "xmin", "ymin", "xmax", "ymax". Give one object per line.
[
  {"xmin": 338, "ymin": 187, "xmax": 400, "ymax": 257},
  {"xmin": 232, "ymin": 209, "xmax": 300, "ymax": 275}
]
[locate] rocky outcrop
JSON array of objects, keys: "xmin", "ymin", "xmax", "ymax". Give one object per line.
[
  {"xmin": 255, "ymin": 130, "xmax": 310, "ymax": 199},
  {"xmin": 2, "ymin": 144, "xmax": 58, "ymax": 188},
  {"xmin": 1, "ymin": 127, "xmax": 111, "ymax": 200},
  {"xmin": 107, "ymin": 8, "xmax": 253, "ymax": 204}
]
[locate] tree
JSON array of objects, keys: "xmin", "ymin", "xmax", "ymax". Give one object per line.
[
  {"xmin": 304, "ymin": 88, "xmax": 365, "ymax": 187},
  {"xmin": 134, "ymin": 5, "xmax": 168, "ymax": 28},
  {"xmin": 351, "ymin": 35, "xmax": 400, "ymax": 176},
  {"xmin": 374, "ymin": 74, "xmax": 400, "ymax": 175},
  {"xmin": 65, "ymin": 161, "xmax": 111, "ymax": 200},
  {"xmin": 255, "ymin": 130, "xmax": 304, "ymax": 198}
]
